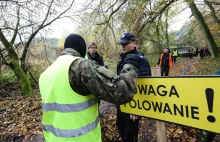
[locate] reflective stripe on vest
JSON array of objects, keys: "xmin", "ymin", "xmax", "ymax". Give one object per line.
[
  {"xmin": 42, "ymin": 98, "xmax": 97, "ymax": 112},
  {"xmin": 42, "ymin": 116, "xmax": 99, "ymax": 138}
]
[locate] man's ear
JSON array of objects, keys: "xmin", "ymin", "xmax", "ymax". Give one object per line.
[{"xmin": 133, "ymin": 41, "xmax": 137, "ymax": 45}]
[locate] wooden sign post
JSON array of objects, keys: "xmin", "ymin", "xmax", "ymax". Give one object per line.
[{"xmin": 151, "ymin": 67, "xmax": 167, "ymax": 142}]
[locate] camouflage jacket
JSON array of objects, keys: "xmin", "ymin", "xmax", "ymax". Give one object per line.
[{"xmin": 61, "ymin": 48, "xmax": 138, "ymax": 105}]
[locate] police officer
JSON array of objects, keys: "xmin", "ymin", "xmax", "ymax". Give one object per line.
[
  {"xmin": 39, "ymin": 34, "xmax": 140, "ymax": 142},
  {"xmin": 116, "ymin": 32, "xmax": 151, "ymax": 142}
]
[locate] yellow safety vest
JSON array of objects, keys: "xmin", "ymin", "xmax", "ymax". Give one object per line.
[
  {"xmin": 173, "ymin": 50, "xmax": 178, "ymax": 56},
  {"xmin": 39, "ymin": 55, "xmax": 101, "ymax": 142}
]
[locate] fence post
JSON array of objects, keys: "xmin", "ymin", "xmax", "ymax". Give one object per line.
[{"xmin": 151, "ymin": 67, "xmax": 167, "ymax": 142}]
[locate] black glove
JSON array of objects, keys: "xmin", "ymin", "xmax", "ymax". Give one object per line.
[{"xmin": 123, "ymin": 54, "xmax": 140, "ymax": 68}]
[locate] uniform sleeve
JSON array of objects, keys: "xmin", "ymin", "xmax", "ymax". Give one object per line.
[{"xmin": 69, "ymin": 58, "xmax": 138, "ymax": 105}]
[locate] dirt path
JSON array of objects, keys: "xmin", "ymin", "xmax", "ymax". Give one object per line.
[{"xmin": 178, "ymin": 57, "xmax": 199, "ymax": 75}]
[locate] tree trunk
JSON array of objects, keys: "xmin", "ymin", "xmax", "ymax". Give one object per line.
[
  {"xmin": 165, "ymin": 8, "xmax": 169, "ymax": 49},
  {"xmin": 8, "ymin": 57, "xmax": 33, "ymax": 96},
  {"xmin": 156, "ymin": 15, "xmax": 163, "ymax": 52},
  {"xmin": 187, "ymin": 0, "xmax": 219, "ymax": 58},
  {"xmin": 132, "ymin": 2, "xmax": 147, "ymax": 50},
  {"xmin": 204, "ymin": 0, "xmax": 220, "ymax": 29},
  {"xmin": 0, "ymin": 29, "xmax": 33, "ymax": 96}
]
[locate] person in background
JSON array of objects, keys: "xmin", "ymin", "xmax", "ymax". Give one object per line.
[
  {"xmin": 172, "ymin": 48, "xmax": 179, "ymax": 64},
  {"xmin": 87, "ymin": 42, "xmax": 104, "ymax": 66},
  {"xmin": 156, "ymin": 48, "xmax": 172, "ymax": 76},
  {"xmin": 39, "ymin": 33, "xmax": 140, "ymax": 142},
  {"xmin": 200, "ymin": 48, "xmax": 204, "ymax": 59},
  {"xmin": 195, "ymin": 48, "xmax": 199, "ymax": 57},
  {"xmin": 116, "ymin": 32, "xmax": 151, "ymax": 142},
  {"xmin": 87, "ymin": 42, "xmax": 105, "ymax": 106},
  {"xmin": 189, "ymin": 48, "xmax": 193, "ymax": 59}
]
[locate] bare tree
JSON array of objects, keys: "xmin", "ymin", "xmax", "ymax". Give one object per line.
[
  {"xmin": 0, "ymin": 0, "xmax": 74, "ymax": 96},
  {"xmin": 94, "ymin": 0, "xmax": 174, "ymax": 53}
]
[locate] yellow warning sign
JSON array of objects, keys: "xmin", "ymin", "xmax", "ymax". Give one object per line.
[{"xmin": 120, "ymin": 77, "xmax": 220, "ymax": 134}]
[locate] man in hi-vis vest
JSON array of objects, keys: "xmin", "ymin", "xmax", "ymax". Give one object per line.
[
  {"xmin": 172, "ymin": 48, "xmax": 178, "ymax": 64},
  {"xmin": 156, "ymin": 48, "xmax": 173, "ymax": 76},
  {"xmin": 39, "ymin": 34, "xmax": 140, "ymax": 142}
]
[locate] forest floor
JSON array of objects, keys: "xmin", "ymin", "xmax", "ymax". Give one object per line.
[{"xmin": 1, "ymin": 56, "xmax": 220, "ymax": 142}]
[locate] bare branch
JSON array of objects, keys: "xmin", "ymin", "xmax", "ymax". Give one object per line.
[
  {"xmin": 0, "ymin": 29, "xmax": 12, "ymax": 51},
  {"xmin": 40, "ymin": 0, "xmax": 55, "ymax": 28},
  {"xmin": 204, "ymin": 0, "xmax": 220, "ymax": 27},
  {"xmin": 1, "ymin": 27, "xmax": 15, "ymax": 31},
  {"xmin": 27, "ymin": 70, "xmax": 38, "ymax": 84},
  {"xmin": 210, "ymin": 2, "xmax": 220, "ymax": 5},
  {"xmin": 105, "ymin": 0, "xmax": 119, "ymax": 14},
  {"xmin": 137, "ymin": 1, "xmax": 175, "ymax": 36},
  {"xmin": 18, "ymin": 22, "xmax": 41, "ymax": 30},
  {"xmin": 97, "ymin": 0, "xmax": 128, "ymax": 25},
  {"xmin": 21, "ymin": 0, "xmax": 74, "ymax": 61},
  {"xmin": 10, "ymin": 6, "xmax": 20, "ymax": 45},
  {"xmin": 40, "ymin": 0, "xmax": 74, "ymax": 29},
  {"xmin": 0, "ymin": 47, "xmax": 8, "ymax": 65}
]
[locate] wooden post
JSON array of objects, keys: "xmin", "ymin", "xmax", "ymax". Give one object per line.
[
  {"xmin": 151, "ymin": 67, "xmax": 161, "ymax": 77},
  {"xmin": 151, "ymin": 67, "xmax": 167, "ymax": 142}
]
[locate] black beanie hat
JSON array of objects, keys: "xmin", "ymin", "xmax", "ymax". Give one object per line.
[{"xmin": 64, "ymin": 34, "xmax": 86, "ymax": 57}]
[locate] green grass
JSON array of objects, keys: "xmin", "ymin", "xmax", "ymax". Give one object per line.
[
  {"xmin": 145, "ymin": 53, "xmax": 160, "ymax": 67},
  {"xmin": 0, "ymin": 71, "xmax": 17, "ymax": 85}
]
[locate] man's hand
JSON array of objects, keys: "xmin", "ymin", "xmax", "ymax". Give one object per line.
[{"xmin": 130, "ymin": 115, "xmax": 139, "ymax": 122}]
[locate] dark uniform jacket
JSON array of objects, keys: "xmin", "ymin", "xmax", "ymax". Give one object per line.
[
  {"xmin": 117, "ymin": 48, "xmax": 151, "ymax": 76},
  {"xmin": 117, "ymin": 48, "xmax": 151, "ymax": 111}
]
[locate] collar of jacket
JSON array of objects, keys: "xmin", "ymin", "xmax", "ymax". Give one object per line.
[
  {"xmin": 87, "ymin": 51, "xmax": 97, "ymax": 57},
  {"xmin": 120, "ymin": 47, "xmax": 138, "ymax": 59},
  {"xmin": 87, "ymin": 51, "xmax": 101, "ymax": 59},
  {"xmin": 61, "ymin": 48, "xmax": 81, "ymax": 57}
]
